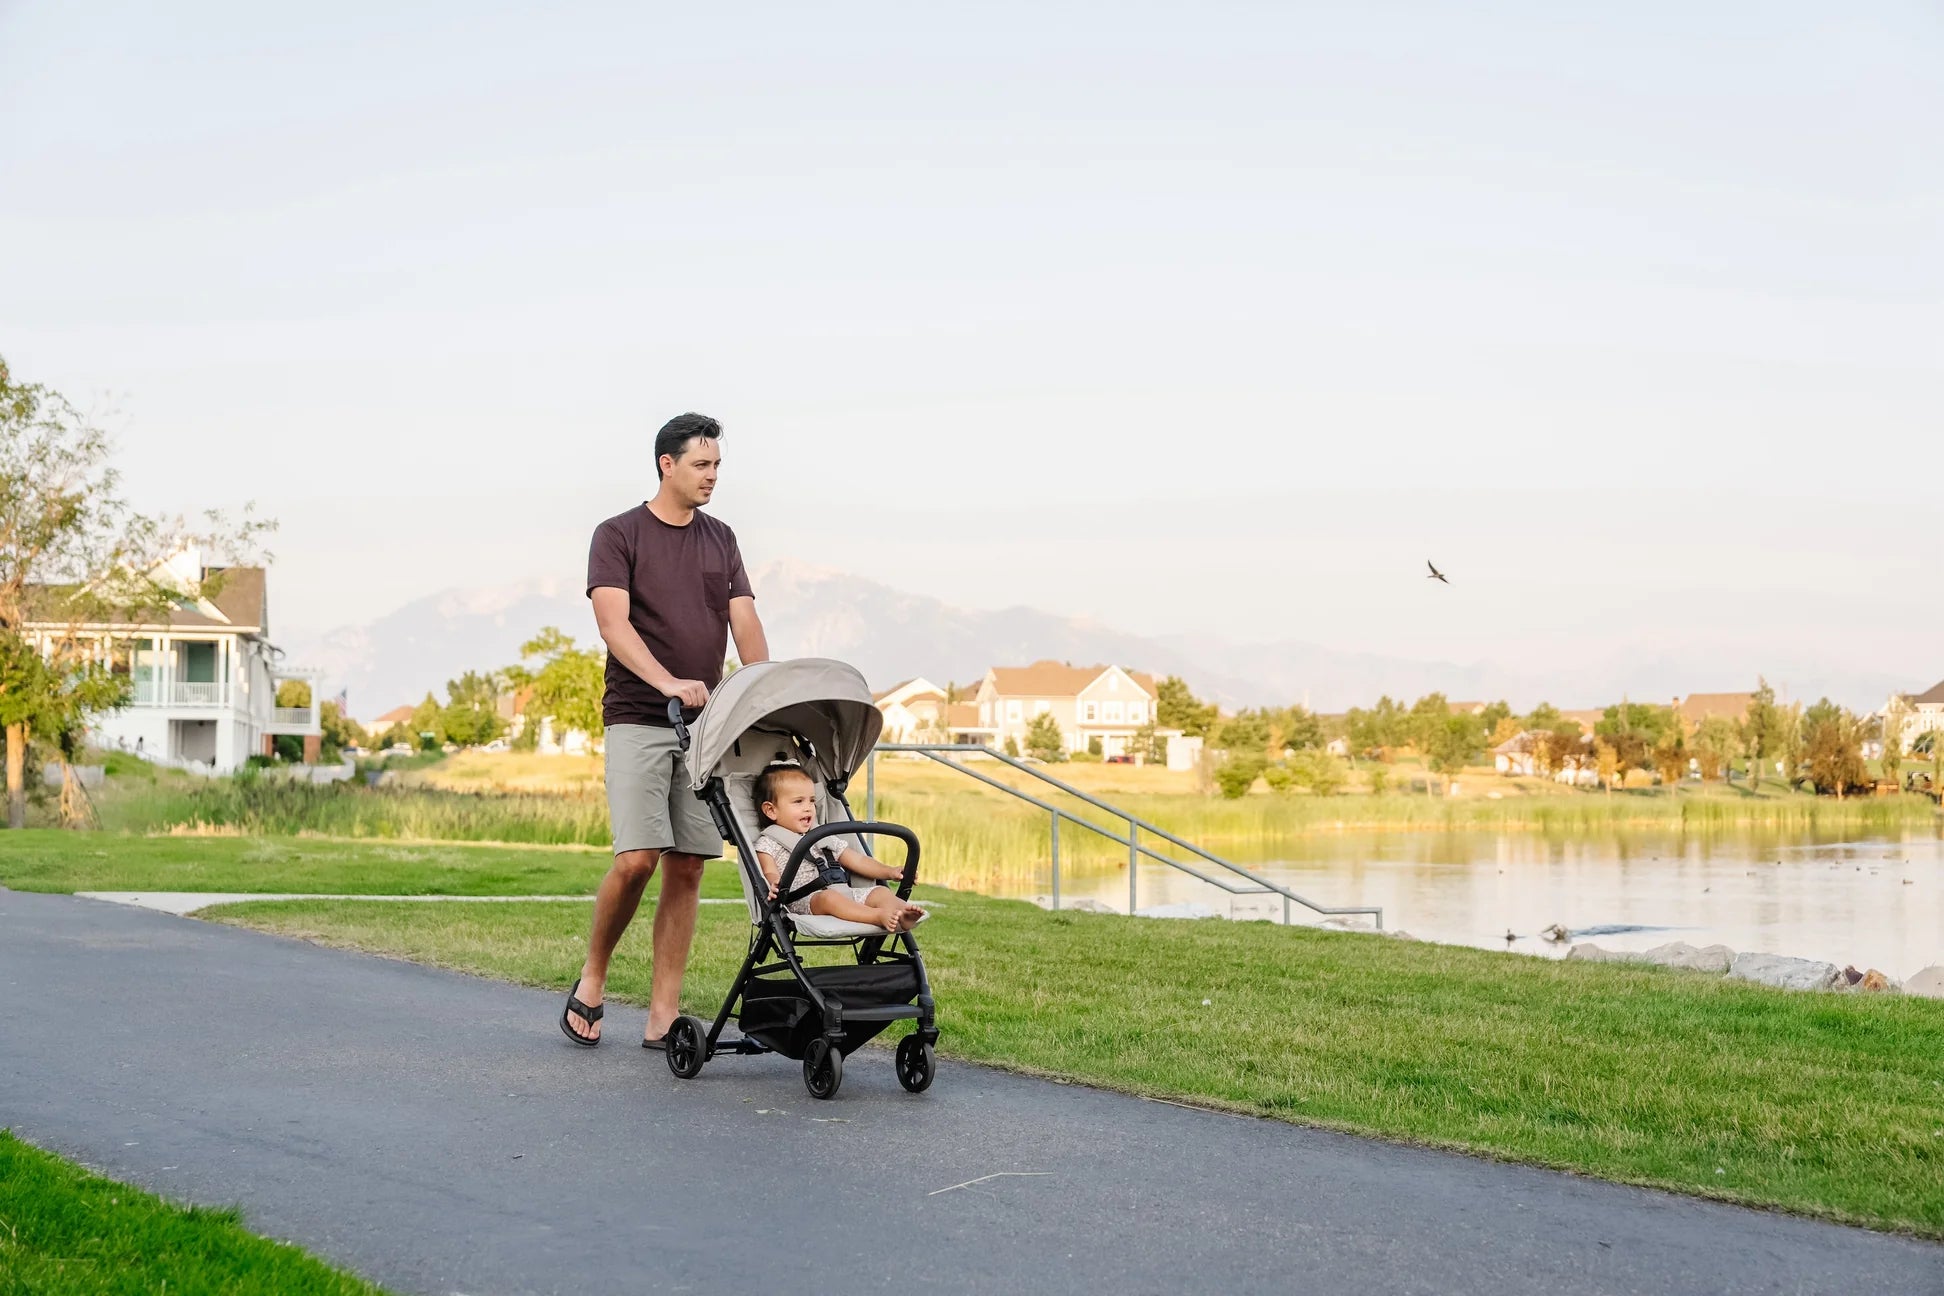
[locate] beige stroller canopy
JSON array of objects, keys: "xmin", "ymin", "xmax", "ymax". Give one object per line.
[{"xmin": 681, "ymin": 658, "xmax": 884, "ymax": 791}]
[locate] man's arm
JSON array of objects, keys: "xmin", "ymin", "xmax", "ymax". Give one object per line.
[
  {"xmin": 589, "ymin": 586, "xmax": 709, "ymax": 707},
  {"xmin": 728, "ymin": 596, "xmax": 769, "ymax": 667}
]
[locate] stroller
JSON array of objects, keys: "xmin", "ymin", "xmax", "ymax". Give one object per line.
[{"xmin": 661, "ymin": 657, "xmax": 939, "ymax": 1100}]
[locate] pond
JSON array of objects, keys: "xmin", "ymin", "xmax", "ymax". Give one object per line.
[{"xmin": 969, "ymin": 827, "xmax": 1944, "ymax": 979}]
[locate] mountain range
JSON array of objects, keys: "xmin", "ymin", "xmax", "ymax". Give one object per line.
[{"xmin": 289, "ymin": 561, "xmax": 1519, "ymax": 721}]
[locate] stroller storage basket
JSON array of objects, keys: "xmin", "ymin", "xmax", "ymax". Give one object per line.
[{"xmin": 739, "ymin": 963, "xmax": 921, "ymax": 1059}]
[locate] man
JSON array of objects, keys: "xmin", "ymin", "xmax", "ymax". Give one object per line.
[{"xmin": 561, "ymin": 412, "xmax": 769, "ymax": 1047}]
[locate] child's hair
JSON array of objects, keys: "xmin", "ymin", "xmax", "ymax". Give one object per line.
[{"xmin": 754, "ymin": 762, "xmax": 810, "ymax": 822}]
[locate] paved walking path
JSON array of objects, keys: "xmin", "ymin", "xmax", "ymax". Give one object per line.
[{"xmin": 3, "ymin": 888, "xmax": 1939, "ymax": 1295}]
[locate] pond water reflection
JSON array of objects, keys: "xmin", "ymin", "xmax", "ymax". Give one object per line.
[{"xmin": 952, "ymin": 827, "xmax": 1944, "ymax": 978}]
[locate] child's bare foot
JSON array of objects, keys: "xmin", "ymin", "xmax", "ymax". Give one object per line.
[
  {"xmin": 894, "ymin": 904, "xmax": 923, "ymax": 932},
  {"xmin": 879, "ymin": 909, "xmax": 903, "ymax": 933}
]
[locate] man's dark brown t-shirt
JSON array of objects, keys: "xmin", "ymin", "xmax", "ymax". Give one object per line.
[{"xmin": 586, "ymin": 504, "xmax": 752, "ymax": 727}]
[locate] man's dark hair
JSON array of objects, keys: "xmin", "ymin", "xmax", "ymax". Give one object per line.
[
  {"xmin": 754, "ymin": 761, "xmax": 809, "ymax": 818},
  {"xmin": 655, "ymin": 412, "xmax": 722, "ymax": 479}
]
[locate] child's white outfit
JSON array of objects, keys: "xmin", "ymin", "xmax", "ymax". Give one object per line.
[{"xmin": 753, "ymin": 826, "xmax": 877, "ymax": 916}]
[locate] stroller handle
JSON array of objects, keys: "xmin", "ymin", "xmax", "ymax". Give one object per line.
[
  {"xmin": 775, "ymin": 820, "xmax": 922, "ymax": 907},
  {"xmin": 667, "ymin": 697, "xmax": 690, "ymax": 749}
]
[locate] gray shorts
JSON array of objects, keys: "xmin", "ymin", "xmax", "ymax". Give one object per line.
[{"xmin": 604, "ymin": 724, "xmax": 723, "ymax": 858}]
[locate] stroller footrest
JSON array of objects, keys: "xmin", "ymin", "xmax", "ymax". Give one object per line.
[{"xmin": 835, "ymin": 1004, "xmax": 923, "ymax": 1023}]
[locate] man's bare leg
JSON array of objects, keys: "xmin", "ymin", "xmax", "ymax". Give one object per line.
[
  {"xmin": 644, "ymin": 851, "xmax": 706, "ymax": 1042},
  {"xmin": 567, "ymin": 847, "xmax": 662, "ymax": 1042}
]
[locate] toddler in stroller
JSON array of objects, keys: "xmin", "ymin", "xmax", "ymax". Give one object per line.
[
  {"xmin": 752, "ymin": 762, "xmax": 927, "ymax": 934},
  {"xmin": 658, "ymin": 656, "xmax": 940, "ymax": 1100}
]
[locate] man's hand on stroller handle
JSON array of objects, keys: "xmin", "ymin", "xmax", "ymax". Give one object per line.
[{"xmin": 656, "ymin": 676, "xmax": 710, "ymax": 708}]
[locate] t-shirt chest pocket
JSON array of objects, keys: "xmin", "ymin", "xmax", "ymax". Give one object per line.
[{"xmin": 702, "ymin": 561, "xmax": 729, "ymax": 612}]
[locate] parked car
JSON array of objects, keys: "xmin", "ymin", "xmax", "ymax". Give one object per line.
[
  {"xmin": 481, "ymin": 739, "xmax": 509, "ymax": 753},
  {"xmin": 1105, "ymin": 755, "xmax": 1133, "ymax": 765}
]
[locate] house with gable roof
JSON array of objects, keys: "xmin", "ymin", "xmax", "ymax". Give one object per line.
[
  {"xmin": 21, "ymin": 549, "xmax": 323, "ymax": 772},
  {"xmin": 872, "ymin": 677, "xmax": 991, "ymax": 745},
  {"xmin": 1881, "ymin": 679, "xmax": 1944, "ymax": 752},
  {"xmin": 974, "ymin": 660, "xmax": 1161, "ymax": 758}
]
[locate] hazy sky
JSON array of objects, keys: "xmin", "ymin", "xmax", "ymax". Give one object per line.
[{"xmin": 3, "ymin": 2, "xmax": 1940, "ymax": 700}]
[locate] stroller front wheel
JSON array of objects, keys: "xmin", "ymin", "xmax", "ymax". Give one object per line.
[
  {"xmin": 665, "ymin": 1015, "xmax": 707, "ymax": 1079},
  {"xmin": 803, "ymin": 1038, "xmax": 844, "ymax": 1100},
  {"xmin": 894, "ymin": 1035, "xmax": 934, "ymax": 1093}
]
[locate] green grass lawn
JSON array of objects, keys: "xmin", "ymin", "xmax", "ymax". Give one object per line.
[
  {"xmin": 209, "ymin": 887, "xmax": 1944, "ymax": 1239},
  {"xmin": 0, "ymin": 1130, "xmax": 390, "ymax": 1295},
  {"xmin": 0, "ymin": 831, "xmax": 742, "ymax": 900}
]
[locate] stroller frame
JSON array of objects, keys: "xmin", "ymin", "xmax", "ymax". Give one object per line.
[{"xmin": 663, "ymin": 697, "xmax": 940, "ymax": 1100}]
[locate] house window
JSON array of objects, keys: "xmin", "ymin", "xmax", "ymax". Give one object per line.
[
  {"xmin": 1129, "ymin": 703, "xmax": 1145, "ymax": 723},
  {"xmin": 1082, "ymin": 702, "xmax": 1097, "ymax": 722},
  {"xmin": 1105, "ymin": 700, "xmax": 1124, "ymax": 722},
  {"xmin": 1006, "ymin": 701, "xmax": 1022, "ymax": 721},
  {"xmin": 981, "ymin": 704, "xmax": 991, "ymax": 725}
]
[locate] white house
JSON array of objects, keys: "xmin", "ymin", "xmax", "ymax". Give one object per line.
[
  {"xmin": 872, "ymin": 677, "xmax": 994, "ymax": 746},
  {"xmin": 1882, "ymin": 680, "xmax": 1944, "ymax": 752},
  {"xmin": 974, "ymin": 661, "xmax": 1162, "ymax": 758},
  {"xmin": 23, "ymin": 551, "xmax": 323, "ymax": 772}
]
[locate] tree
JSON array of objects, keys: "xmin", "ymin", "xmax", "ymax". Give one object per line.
[
  {"xmin": 1479, "ymin": 700, "xmax": 1513, "ymax": 733},
  {"xmin": 1594, "ymin": 740, "xmax": 1620, "ymax": 796},
  {"xmin": 1802, "ymin": 698, "xmax": 1866, "ymax": 799},
  {"xmin": 1690, "ymin": 716, "xmax": 1742, "ymax": 782},
  {"xmin": 1216, "ymin": 709, "xmax": 1272, "ymax": 757},
  {"xmin": 319, "ymin": 700, "xmax": 364, "ymax": 759},
  {"xmin": 1214, "ymin": 752, "xmax": 1265, "ymax": 798},
  {"xmin": 507, "ymin": 627, "xmax": 605, "ymax": 743},
  {"xmin": 440, "ymin": 670, "xmax": 506, "ymax": 748},
  {"xmin": 0, "ymin": 355, "xmax": 270, "ymax": 825},
  {"xmin": 1880, "ymin": 696, "xmax": 1908, "ymax": 790},
  {"xmin": 1273, "ymin": 705, "xmax": 1325, "ymax": 754},
  {"xmin": 1024, "ymin": 711, "xmax": 1064, "ymax": 762},
  {"xmin": 1155, "ymin": 676, "xmax": 1217, "ymax": 738},
  {"xmin": 1345, "ymin": 695, "xmax": 1407, "ymax": 760},
  {"xmin": 1775, "ymin": 701, "xmax": 1805, "ymax": 788},
  {"xmin": 1595, "ymin": 701, "xmax": 1672, "ymax": 773},
  {"xmin": 1366, "ymin": 763, "xmax": 1389, "ymax": 796},
  {"xmin": 1652, "ymin": 722, "xmax": 1687, "ymax": 790},
  {"xmin": 1002, "ymin": 735, "xmax": 1019, "ymax": 758},
  {"xmin": 407, "ymin": 692, "xmax": 445, "ymax": 749},
  {"xmin": 1290, "ymin": 748, "xmax": 1346, "ymax": 796},
  {"xmin": 1423, "ymin": 713, "xmax": 1481, "ymax": 793},
  {"xmin": 1741, "ymin": 678, "xmax": 1781, "ymax": 792}
]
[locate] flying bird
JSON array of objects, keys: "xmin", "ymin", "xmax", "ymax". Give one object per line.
[{"xmin": 1426, "ymin": 560, "xmax": 1449, "ymax": 584}]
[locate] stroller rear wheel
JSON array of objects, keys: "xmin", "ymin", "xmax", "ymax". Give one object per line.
[
  {"xmin": 894, "ymin": 1035, "xmax": 934, "ymax": 1093},
  {"xmin": 803, "ymin": 1037, "xmax": 844, "ymax": 1100},
  {"xmin": 665, "ymin": 1015, "xmax": 707, "ymax": 1079}
]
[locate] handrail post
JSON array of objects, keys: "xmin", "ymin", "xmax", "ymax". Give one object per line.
[
  {"xmin": 1128, "ymin": 822, "xmax": 1138, "ymax": 915},
  {"xmin": 866, "ymin": 750, "xmax": 876, "ymax": 822},
  {"xmin": 1050, "ymin": 810, "xmax": 1061, "ymax": 911}
]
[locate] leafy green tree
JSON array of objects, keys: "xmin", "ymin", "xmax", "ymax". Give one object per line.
[
  {"xmin": 1595, "ymin": 701, "xmax": 1672, "ymax": 771},
  {"xmin": 1214, "ymin": 752, "xmax": 1265, "ymax": 798},
  {"xmin": 1002, "ymin": 735, "xmax": 1019, "ymax": 758},
  {"xmin": 1345, "ymin": 695, "xmax": 1408, "ymax": 760},
  {"xmin": 1880, "ymin": 697, "xmax": 1908, "ymax": 789},
  {"xmin": 1024, "ymin": 711, "xmax": 1064, "ymax": 762},
  {"xmin": 1776, "ymin": 701, "xmax": 1806, "ymax": 788},
  {"xmin": 1365, "ymin": 763, "xmax": 1389, "ymax": 795},
  {"xmin": 1741, "ymin": 678, "xmax": 1781, "ymax": 791},
  {"xmin": 319, "ymin": 700, "xmax": 364, "ymax": 759},
  {"xmin": 1274, "ymin": 705, "xmax": 1325, "ymax": 753},
  {"xmin": 440, "ymin": 670, "xmax": 505, "ymax": 748},
  {"xmin": 1690, "ymin": 715, "xmax": 1742, "ymax": 781},
  {"xmin": 1423, "ymin": 713, "xmax": 1481, "ymax": 792},
  {"xmin": 507, "ymin": 627, "xmax": 605, "ymax": 741},
  {"xmin": 1155, "ymin": 676, "xmax": 1218, "ymax": 738},
  {"xmin": 1291, "ymin": 748, "xmax": 1346, "ymax": 796},
  {"xmin": 1479, "ymin": 700, "xmax": 1513, "ymax": 732},
  {"xmin": 1407, "ymin": 693, "xmax": 1452, "ymax": 754},
  {"xmin": 408, "ymin": 692, "xmax": 446, "ymax": 750},
  {"xmin": 1261, "ymin": 762, "xmax": 1294, "ymax": 793},
  {"xmin": 1216, "ymin": 709, "xmax": 1272, "ymax": 756},
  {"xmin": 275, "ymin": 680, "xmax": 311, "ymax": 708},
  {"xmin": 0, "ymin": 355, "xmax": 270, "ymax": 825},
  {"xmin": 1802, "ymin": 698, "xmax": 1866, "ymax": 799}
]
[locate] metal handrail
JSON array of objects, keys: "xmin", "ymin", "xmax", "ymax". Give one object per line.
[{"xmin": 866, "ymin": 744, "xmax": 1382, "ymax": 929}]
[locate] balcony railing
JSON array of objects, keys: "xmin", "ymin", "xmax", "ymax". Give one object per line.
[
  {"xmin": 131, "ymin": 682, "xmax": 232, "ymax": 708},
  {"xmin": 272, "ymin": 707, "xmax": 314, "ymax": 726}
]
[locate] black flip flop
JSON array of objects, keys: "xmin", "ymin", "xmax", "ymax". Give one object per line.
[
  {"xmin": 560, "ymin": 979, "xmax": 603, "ymax": 1046},
  {"xmin": 641, "ymin": 1035, "xmax": 666, "ymax": 1051}
]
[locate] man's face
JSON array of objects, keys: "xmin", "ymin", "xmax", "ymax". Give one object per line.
[{"xmin": 659, "ymin": 436, "xmax": 721, "ymax": 507}]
